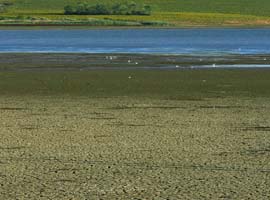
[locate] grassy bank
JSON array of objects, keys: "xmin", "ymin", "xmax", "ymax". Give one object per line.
[
  {"xmin": 1, "ymin": 0, "xmax": 270, "ymax": 26},
  {"xmin": 1, "ymin": 12, "xmax": 270, "ymax": 27}
]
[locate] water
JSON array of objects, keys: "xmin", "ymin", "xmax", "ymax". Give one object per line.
[{"xmin": 1, "ymin": 28, "xmax": 270, "ymax": 55}]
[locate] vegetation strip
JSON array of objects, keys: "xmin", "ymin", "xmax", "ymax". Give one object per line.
[{"xmin": 1, "ymin": 0, "xmax": 270, "ymax": 26}]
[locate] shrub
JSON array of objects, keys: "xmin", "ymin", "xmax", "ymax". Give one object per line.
[
  {"xmin": 0, "ymin": 1, "xmax": 13, "ymax": 13},
  {"xmin": 0, "ymin": 4, "xmax": 6, "ymax": 13},
  {"xmin": 63, "ymin": 5, "xmax": 74, "ymax": 15},
  {"xmin": 2, "ymin": 1, "xmax": 13, "ymax": 6},
  {"xmin": 64, "ymin": 2, "xmax": 151, "ymax": 15}
]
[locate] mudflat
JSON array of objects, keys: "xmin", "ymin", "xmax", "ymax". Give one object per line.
[
  {"xmin": 0, "ymin": 64, "xmax": 270, "ymax": 199},
  {"xmin": 1, "ymin": 53, "xmax": 270, "ymax": 71}
]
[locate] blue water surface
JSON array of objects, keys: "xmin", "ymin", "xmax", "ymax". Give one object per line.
[{"xmin": 1, "ymin": 28, "xmax": 270, "ymax": 55}]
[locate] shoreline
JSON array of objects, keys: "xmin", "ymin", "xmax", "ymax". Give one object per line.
[
  {"xmin": 1, "ymin": 53, "xmax": 270, "ymax": 71},
  {"xmin": 1, "ymin": 24, "xmax": 270, "ymax": 30}
]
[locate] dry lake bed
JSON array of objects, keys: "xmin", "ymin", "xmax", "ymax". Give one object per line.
[{"xmin": 0, "ymin": 55, "xmax": 270, "ymax": 199}]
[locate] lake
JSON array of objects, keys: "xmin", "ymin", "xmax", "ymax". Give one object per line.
[{"xmin": 1, "ymin": 28, "xmax": 270, "ymax": 55}]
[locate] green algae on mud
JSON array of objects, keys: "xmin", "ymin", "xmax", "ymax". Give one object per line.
[{"xmin": 0, "ymin": 69, "xmax": 270, "ymax": 99}]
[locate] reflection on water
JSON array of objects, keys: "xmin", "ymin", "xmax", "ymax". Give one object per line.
[{"xmin": 1, "ymin": 28, "xmax": 270, "ymax": 55}]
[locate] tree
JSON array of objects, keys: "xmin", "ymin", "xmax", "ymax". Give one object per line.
[
  {"xmin": 0, "ymin": 1, "xmax": 14, "ymax": 13},
  {"xmin": 94, "ymin": 3, "xmax": 110, "ymax": 15},
  {"xmin": 143, "ymin": 5, "xmax": 151, "ymax": 15},
  {"xmin": 64, "ymin": 5, "xmax": 74, "ymax": 14},
  {"xmin": 127, "ymin": 2, "xmax": 137, "ymax": 15},
  {"xmin": 112, "ymin": 3, "xmax": 121, "ymax": 14},
  {"xmin": 76, "ymin": 3, "xmax": 88, "ymax": 14},
  {"xmin": 0, "ymin": 4, "xmax": 6, "ymax": 13}
]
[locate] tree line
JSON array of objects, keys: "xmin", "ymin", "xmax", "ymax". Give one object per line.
[{"xmin": 64, "ymin": 2, "xmax": 151, "ymax": 15}]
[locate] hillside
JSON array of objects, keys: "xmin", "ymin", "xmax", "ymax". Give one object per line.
[{"xmin": 1, "ymin": 0, "xmax": 270, "ymax": 26}]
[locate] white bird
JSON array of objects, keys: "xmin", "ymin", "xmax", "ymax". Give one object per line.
[
  {"xmin": 135, "ymin": 62, "xmax": 138, "ymax": 65},
  {"xmin": 128, "ymin": 60, "xmax": 131, "ymax": 63},
  {"xmin": 212, "ymin": 64, "xmax": 216, "ymax": 67},
  {"xmin": 128, "ymin": 76, "xmax": 132, "ymax": 79},
  {"xmin": 176, "ymin": 65, "xmax": 179, "ymax": 68}
]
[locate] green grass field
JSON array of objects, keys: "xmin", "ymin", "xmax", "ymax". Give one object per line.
[
  {"xmin": 4, "ymin": 0, "xmax": 270, "ymax": 16},
  {"xmin": 1, "ymin": 0, "xmax": 270, "ymax": 26}
]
